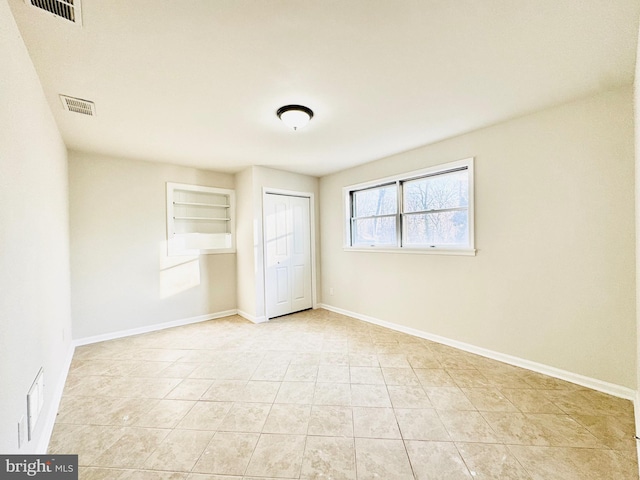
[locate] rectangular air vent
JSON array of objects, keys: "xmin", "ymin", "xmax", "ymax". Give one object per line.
[
  {"xmin": 24, "ymin": 0, "xmax": 82, "ymax": 26},
  {"xmin": 60, "ymin": 95, "xmax": 95, "ymax": 116}
]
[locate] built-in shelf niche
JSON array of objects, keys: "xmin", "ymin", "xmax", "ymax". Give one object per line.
[{"xmin": 166, "ymin": 182, "xmax": 236, "ymax": 255}]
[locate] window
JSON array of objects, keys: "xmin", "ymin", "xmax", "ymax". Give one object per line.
[
  {"xmin": 166, "ymin": 182, "xmax": 235, "ymax": 255},
  {"xmin": 351, "ymin": 183, "xmax": 398, "ymax": 246},
  {"xmin": 344, "ymin": 158, "xmax": 474, "ymax": 254}
]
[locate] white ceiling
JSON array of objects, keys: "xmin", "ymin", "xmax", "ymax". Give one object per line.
[{"xmin": 8, "ymin": 0, "xmax": 640, "ymax": 177}]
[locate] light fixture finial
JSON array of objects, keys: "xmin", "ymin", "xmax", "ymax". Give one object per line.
[{"xmin": 277, "ymin": 104, "xmax": 314, "ymax": 131}]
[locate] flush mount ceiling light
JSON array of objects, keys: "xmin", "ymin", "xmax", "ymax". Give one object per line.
[{"xmin": 277, "ymin": 105, "xmax": 314, "ymax": 131}]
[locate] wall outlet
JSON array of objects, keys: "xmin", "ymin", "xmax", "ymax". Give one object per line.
[
  {"xmin": 329, "ymin": 287, "xmax": 334, "ymax": 295},
  {"xmin": 17, "ymin": 416, "xmax": 26, "ymax": 449}
]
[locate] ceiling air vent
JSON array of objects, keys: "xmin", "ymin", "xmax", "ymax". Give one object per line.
[
  {"xmin": 60, "ymin": 95, "xmax": 95, "ymax": 116},
  {"xmin": 24, "ymin": 0, "xmax": 82, "ymax": 26}
]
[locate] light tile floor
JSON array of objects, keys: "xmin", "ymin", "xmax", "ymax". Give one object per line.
[{"xmin": 49, "ymin": 309, "xmax": 639, "ymax": 479}]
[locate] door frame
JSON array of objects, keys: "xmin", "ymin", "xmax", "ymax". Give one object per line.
[{"xmin": 262, "ymin": 187, "xmax": 318, "ymax": 319}]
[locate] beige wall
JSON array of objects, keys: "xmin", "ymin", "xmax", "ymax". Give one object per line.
[
  {"xmin": 0, "ymin": 0, "xmax": 72, "ymax": 452},
  {"xmin": 235, "ymin": 167, "xmax": 258, "ymax": 318},
  {"xmin": 235, "ymin": 166, "xmax": 320, "ymax": 321},
  {"xmin": 320, "ymin": 86, "xmax": 636, "ymax": 389},
  {"xmin": 635, "ymin": 25, "xmax": 640, "ymax": 430},
  {"xmin": 69, "ymin": 151, "xmax": 236, "ymax": 339}
]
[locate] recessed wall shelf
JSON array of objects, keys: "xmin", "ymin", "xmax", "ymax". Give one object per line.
[{"xmin": 166, "ymin": 182, "xmax": 236, "ymax": 255}]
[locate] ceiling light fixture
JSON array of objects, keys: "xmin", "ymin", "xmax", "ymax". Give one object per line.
[{"xmin": 277, "ymin": 104, "xmax": 314, "ymax": 131}]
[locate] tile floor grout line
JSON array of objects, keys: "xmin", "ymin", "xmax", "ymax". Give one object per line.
[{"xmin": 55, "ymin": 310, "xmax": 639, "ymax": 479}]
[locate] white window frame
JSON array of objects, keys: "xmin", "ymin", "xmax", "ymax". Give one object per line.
[
  {"xmin": 343, "ymin": 158, "xmax": 475, "ymax": 256},
  {"xmin": 349, "ymin": 182, "xmax": 399, "ymax": 248}
]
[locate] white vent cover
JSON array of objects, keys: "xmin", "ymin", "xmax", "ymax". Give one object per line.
[
  {"xmin": 60, "ymin": 95, "xmax": 95, "ymax": 116},
  {"xmin": 24, "ymin": 0, "xmax": 82, "ymax": 26}
]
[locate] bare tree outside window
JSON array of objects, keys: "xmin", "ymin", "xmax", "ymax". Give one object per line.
[
  {"xmin": 352, "ymin": 184, "xmax": 397, "ymax": 245},
  {"xmin": 346, "ymin": 159, "xmax": 473, "ymax": 251},
  {"xmin": 403, "ymin": 170, "xmax": 468, "ymax": 246}
]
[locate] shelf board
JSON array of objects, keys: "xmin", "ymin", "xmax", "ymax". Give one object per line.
[
  {"xmin": 173, "ymin": 201, "xmax": 230, "ymax": 208},
  {"xmin": 173, "ymin": 216, "xmax": 230, "ymax": 221}
]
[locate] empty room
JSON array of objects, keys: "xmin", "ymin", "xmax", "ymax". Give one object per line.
[{"xmin": 2, "ymin": 1, "xmax": 640, "ymax": 479}]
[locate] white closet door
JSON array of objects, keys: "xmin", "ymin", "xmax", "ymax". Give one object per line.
[{"xmin": 264, "ymin": 193, "xmax": 312, "ymax": 319}]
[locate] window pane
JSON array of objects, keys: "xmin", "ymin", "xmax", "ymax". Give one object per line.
[
  {"xmin": 353, "ymin": 185, "xmax": 397, "ymax": 218},
  {"xmin": 403, "ymin": 211, "xmax": 468, "ymax": 246},
  {"xmin": 403, "ymin": 170, "xmax": 468, "ymax": 213},
  {"xmin": 352, "ymin": 216, "xmax": 397, "ymax": 246}
]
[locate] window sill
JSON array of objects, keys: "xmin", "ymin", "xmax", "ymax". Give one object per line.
[{"xmin": 343, "ymin": 246, "xmax": 476, "ymax": 256}]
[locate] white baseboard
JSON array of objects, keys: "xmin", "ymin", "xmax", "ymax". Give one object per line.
[
  {"xmin": 237, "ymin": 310, "xmax": 268, "ymax": 324},
  {"xmin": 36, "ymin": 342, "xmax": 75, "ymax": 453},
  {"xmin": 319, "ymin": 303, "xmax": 636, "ymax": 401},
  {"xmin": 38, "ymin": 309, "xmax": 238, "ymax": 453},
  {"xmin": 74, "ymin": 309, "xmax": 238, "ymax": 346}
]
